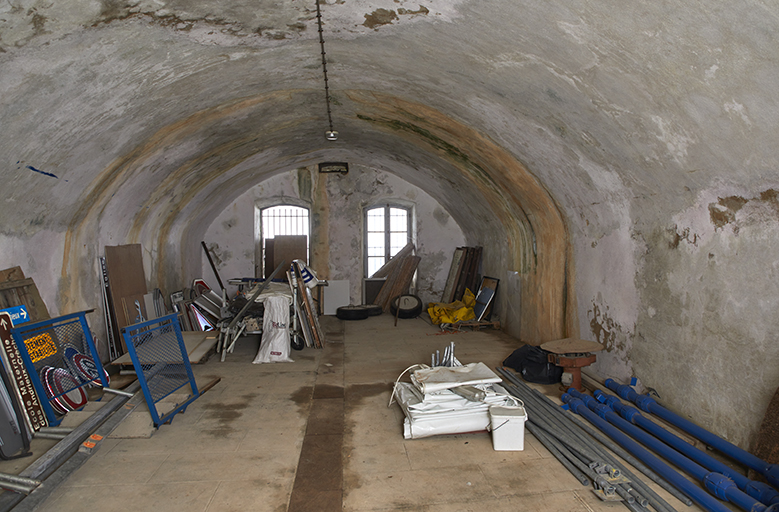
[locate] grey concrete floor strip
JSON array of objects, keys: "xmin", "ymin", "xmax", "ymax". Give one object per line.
[{"xmin": 288, "ymin": 343, "xmax": 345, "ymax": 512}]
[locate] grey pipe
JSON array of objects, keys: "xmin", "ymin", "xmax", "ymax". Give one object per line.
[
  {"xmin": 0, "ymin": 474, "xmax": 40, "ymax": 487},
  {"xmin": 523, "ymin": 386, "xmax": 681, "ymax": 512},
  {"xmin": 527, "ymin": 423, "xmax": 590, "ymax": 486},
  {"xmin": 0, "ymin": 481, "xmax": 36, "ymax": 495},
  {"xmin": 500, "ymin": 368, "xmax": 688, "ymax": 509},
  {"xmin": 498, "ymin": 370, "xmax": 681, "ymax": 512}
]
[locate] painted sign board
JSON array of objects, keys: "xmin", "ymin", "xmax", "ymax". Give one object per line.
[
  {"xmin": 0, "ymin": 312, "xmax": 47, "ymax": 430},
  {"xmin": 0, "ymin": 305, "xmax": 30, "ymax": 326}
]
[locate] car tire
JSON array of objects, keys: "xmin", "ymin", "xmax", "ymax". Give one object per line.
[
  {"xmin": 390, "ymin": 294, "xmax": 423, "ymax": 319},
  {"xmin": 360, "ymin": 304, "xmax": 383, "ymax": 316},
  {"xmin": 336, "ymin": 305, "xmax": 370, "ymax": 320}
]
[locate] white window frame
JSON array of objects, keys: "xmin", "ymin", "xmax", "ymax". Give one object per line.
[{"xmin": 364, "ymin": 203, "xmax": 413, "ymax": 278}]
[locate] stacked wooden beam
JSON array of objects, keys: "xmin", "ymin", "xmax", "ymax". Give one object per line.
[{"xmin": 441, "ymin": 246, "xmax": 482, "ymax": 303}]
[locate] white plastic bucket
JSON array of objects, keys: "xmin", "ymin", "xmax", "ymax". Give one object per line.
[{"xmin": 489, "ymin": 404, "xmax": 527, "ymax": 451}]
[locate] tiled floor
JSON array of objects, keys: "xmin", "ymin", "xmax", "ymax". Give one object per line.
[{"xmin": 1, "ymin": 314, "xmax": 716, "ymax": 511}]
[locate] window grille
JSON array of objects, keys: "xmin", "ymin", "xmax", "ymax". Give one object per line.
[{"xmin": 261, "ymin": 205, "xmax": 310, "ymax": 275}]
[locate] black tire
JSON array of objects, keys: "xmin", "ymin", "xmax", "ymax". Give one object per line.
[
  {"xmin": 390, "ymin": 294, "xmax": 423, "ymax": 319},
  {"xmin": 290, "ymin": 333, "xmax": 305, "ymax": 351},
  {"xmin": 336, "ymin": 305, "xmax": 370, "ymax": 320},
  {"xmin": 360, "ymin": 304, "xmax": 383, "ymax": 316}
]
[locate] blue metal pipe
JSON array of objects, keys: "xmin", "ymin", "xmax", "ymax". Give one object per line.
[
  {"xmin": 595, "ymin": 389, "xmax": 779, "ymax": 507},
  {"xmin": 606, "ymin": 378, "xmax": 779, "ymax": 490},
  {"xmin": 563, "ymin": 391, "xmax": 778, "ymax": 512}
]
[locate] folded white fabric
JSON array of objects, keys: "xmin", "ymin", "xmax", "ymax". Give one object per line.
[{"xmin": 410, "ymin": 362, "xmax": 502, "ymax": 394}]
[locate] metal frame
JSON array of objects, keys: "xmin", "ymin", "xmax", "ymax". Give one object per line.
[
  {"xmin": 11, "ymin": 311, "xmax": 109, "ymax": 426},
  {"xmin": 120, "ymin": 314, "xmax": 199, "ymax": 427}
]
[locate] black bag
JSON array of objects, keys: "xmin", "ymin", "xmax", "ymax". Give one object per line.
[{"xmin": 502, "ymin": 345, "xmax": 563, "ymax": 385}]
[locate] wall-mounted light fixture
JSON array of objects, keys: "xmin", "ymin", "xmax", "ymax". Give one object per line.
[{"xmin": 316, "ymin": 0, "xmax": 338, "ymax": 141}]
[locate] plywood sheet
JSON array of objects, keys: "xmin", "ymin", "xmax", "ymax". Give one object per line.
[
  {"xmin": 272, "ymin": 236, "xmax": 307, "ymax": 271},
  {"xmin": 105, "ymin": 244, "xmax": 147, "ymax": 349},
  {"xmin": 0, "ymin": 276, "xmax": 50, "ymax": 322}
]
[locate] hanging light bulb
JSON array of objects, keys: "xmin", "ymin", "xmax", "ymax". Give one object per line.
[{"xmin": 325, "ymin": 130, "xmax": 338, "ymax": 141}]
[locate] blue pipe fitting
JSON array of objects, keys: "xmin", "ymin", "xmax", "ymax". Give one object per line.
[
  {"xmin": 747, "ymin": 482, "xmax": 779, "ymax": 507},
  {"xmin": 704, "ymin": 473, "xmax": 737, "ymax": 500}
]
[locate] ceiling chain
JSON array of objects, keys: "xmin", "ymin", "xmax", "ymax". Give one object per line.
[{"xmin": 315, "ymin": 0, "xmax": 336, "ymax": 140}]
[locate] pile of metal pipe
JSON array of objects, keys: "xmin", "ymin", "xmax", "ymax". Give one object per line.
[
  {"xmin": 564, "ymin": 389, "xmax": 779, "ymax": 512},
  {"xmin": 594, "ymin": 390, "xmax": 779, "ymax": 507},
  {"xmin": 0, "ymin": 474, "xmax": 39, "ymax": 495},
  {"xmin": 431, "ymin": 342, "xmax": 458, "ymax": 367},
  {"xmin": 496, "ymin": 367, "xmax": 680, "ymax": 512},
  {"xmin": 606, "ymin": 378, "xmax": 779, "ymax": 490}
]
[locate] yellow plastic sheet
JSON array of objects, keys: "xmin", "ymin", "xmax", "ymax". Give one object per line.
[{"xmin": 427, "ymin": 289, "xmax": 476, "ymax": 324}]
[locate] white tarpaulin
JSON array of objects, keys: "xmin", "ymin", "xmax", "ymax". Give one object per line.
[
  {"xmin": 394, "ymin": 381, "xmax": 519, "ymax": 439},
  {"xmin": 253, "ymin": 295, "xmax": 293, "ymax": 364},
  {"xmin": 410, "ymin": 362, "xmax": 502, "ymax": 394}
]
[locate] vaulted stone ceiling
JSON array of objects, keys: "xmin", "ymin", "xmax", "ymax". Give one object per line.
[{"xmin": 2, "ymin": 1, "xmax": 779, "ymax": 448}]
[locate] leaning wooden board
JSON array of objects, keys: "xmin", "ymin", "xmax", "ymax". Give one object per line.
[
  {"xmin": 0, "ymin": 266, "xmax": 50, "ymax": 322},
  {"xmin": 104, "ymin": 244, "xmax": 148, "ymax": 351}
]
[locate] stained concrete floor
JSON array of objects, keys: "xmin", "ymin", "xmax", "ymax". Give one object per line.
[{"xmin": 3, "ymin": 314, "xmax": 721, "ymax": 511}]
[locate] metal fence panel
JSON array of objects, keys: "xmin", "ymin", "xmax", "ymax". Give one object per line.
[{"xmin": 121, "ymin": 314, "xmax": 199, "ymax": 427}]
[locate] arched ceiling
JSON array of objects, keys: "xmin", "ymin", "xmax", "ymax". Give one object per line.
[{"xmin": 2, "ymin": 0, "xmax": 778, "ymax": 339}]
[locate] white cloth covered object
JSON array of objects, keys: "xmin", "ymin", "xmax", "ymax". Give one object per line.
[{"xmin": 253, "ymin": 295, "xmax": 293, "ymax": 364}]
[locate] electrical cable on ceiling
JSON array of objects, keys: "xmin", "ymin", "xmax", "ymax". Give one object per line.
[{"xmin": 316, "ymin": 0, "xmax": 337, "ymax": 141}]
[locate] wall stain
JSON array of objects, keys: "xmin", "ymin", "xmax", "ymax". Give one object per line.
[
  {"xmin": 364, "ymin": 9, "xmax": 398, "ymax": 29},
  {"xmin": 668, "ymin": 225, "xmax": 698, "ymax": 249},
  {"xmin": 589, "ymin": 303, "xmax": 620, "ymax": 351},
  {"xmin": 709, "ymin": 195, "xmax": 747, "ymax": 230},
  {"xmin": 398, "ymin": 6, "xmax": 430, "ymax": 16}
]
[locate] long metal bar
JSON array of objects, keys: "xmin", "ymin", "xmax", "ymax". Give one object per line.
[
  {"xmin": 10, "ymin": 390, "xmax": 146, "ymax": 512},
  {"xmin": 0, "ymin": 381, "xmax": 141, "ymax": 512},
  {"xmin": 597, "ymin": 390, "xmax": 779, "ymax": 506},
  {"xmin": 0, "ymin": 474, "xmax": 40, "ymax": 487},
  {"xmin": 563, "ymin": 394, "xmax": 739, "ymax": 512},
  {"xmin": 528, "ymin": 422, "xmax": 590, "ymax": 486},
  {"xmin": 503, "ymin": 382, "xmax": 658, "ymax": 511},
  {"xmin": 498, "ymin": 368, "xmax": 682, "ymax": 512},
  {"xmin": 569, "ymin": 389, "xmax": 776, "ymax": 512},
  {"xmin": 201, "ymin": 241, "xmax": 225, "ymax": 292},
  {"xmin": 606, "ymin": 378, "xmax": 779, "ymax": 489}
]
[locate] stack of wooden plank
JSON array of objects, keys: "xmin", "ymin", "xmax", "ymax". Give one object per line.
[
  {"xmin": 370, "ymin": 244, "xmax": 421, "ymax": 312},
  {"xmin": 441, "ymin": 246, "xmax": 482, "ymax": 303}
]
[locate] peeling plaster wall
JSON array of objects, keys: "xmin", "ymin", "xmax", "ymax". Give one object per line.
[
  {"xmin": 632, "ymin": 187, "xmax": 779, "ymax": 449},
  {"xmin": 203, "ymin": 166, "xmax": 466, "ymax": 306},
  {"xmin": 568, "ymin": 181, "xmax": 779, "ymax": 449}
]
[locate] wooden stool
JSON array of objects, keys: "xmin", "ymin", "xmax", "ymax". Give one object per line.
[{"xmin": 541, "ymin": 338, "xmax": 604, "ymax": 392}]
